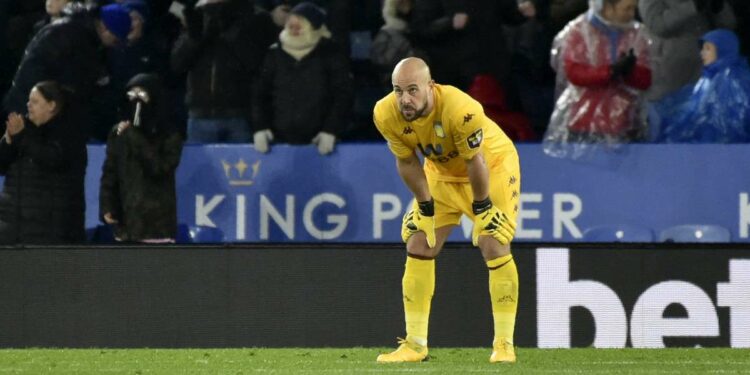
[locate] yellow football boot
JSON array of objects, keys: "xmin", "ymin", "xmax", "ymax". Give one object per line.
[
  {"xmin": 489, "ymin": 338, "xmax": 516, "ymax": 363},
  {"xmin": 376, "ymin": 338, "xmax": 428, "ymax": 363}
]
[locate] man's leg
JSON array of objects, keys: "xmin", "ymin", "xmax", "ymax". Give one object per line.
[
  {"xmin": 377, "ymin": 225, "xmax": 453, "ymax": 363},
  {"xmin": 481, "ymin": 161, "xmax": 521, "ymax": 363},
  {"xmin": 480, "ymin": 240, "xmax": 519, "ymax": 363}
]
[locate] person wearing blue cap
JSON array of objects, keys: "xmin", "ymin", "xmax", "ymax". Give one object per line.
[
  {"xmin": 97, "ymin": 3, "xmax": 133, "ymax": 46},
  {"xmin": 656, "ymin": 29, "xmax": 750, "ymax": 142},
  {"xmin": 2, "ymin": 3, "xmax": 110, "ymax": 121}
]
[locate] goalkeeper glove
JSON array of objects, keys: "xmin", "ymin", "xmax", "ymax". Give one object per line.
[
  {"xmin": 401, "ymin": 199, "xmax": 436, "ymax": 248},
  {"xmin": 471, "ymin": 197, "xmax": 515, "ymax": 246}
]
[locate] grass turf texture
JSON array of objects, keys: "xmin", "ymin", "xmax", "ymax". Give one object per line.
[{"xmin": 0, "ymin": 348, "xmax": 749, "ymax": 374}]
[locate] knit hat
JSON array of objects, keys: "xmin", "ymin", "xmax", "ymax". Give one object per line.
[
  {"xmin": 290, "ymin": 2, "xmax": 327, "ymax": 30},
  {"xmin": 100, "ymin": 4, "xmax": 131, "ymax": 42}
]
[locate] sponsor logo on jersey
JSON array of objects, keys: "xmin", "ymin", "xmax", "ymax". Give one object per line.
[{"xmin": 433, "ymin": 122, "xmax": 445, "ymax": 138}]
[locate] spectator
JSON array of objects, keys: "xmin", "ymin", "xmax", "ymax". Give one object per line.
[
  {"xmin": 99, "ymin": 73, "xmax": 184, "ymax": 243},
  {"xmin": 656, "ymin": 29, "xmax": 750, "ymax": 142},
  {"xmin": 409, "ymin": 0, "xmax": 535, "ymax": 91},
  {"xmin": 0, "ymin": 81, "xmax": 87, "ymax": 244},
  {"xmin": 371, "ymin": 0, "xmax": 418, "ymax": 81},
  {"xmin": 252, "ymin": 2, "xmax": 353, "ymax": 155},
  {"xmin": 639, "ymin": 0, "xmax": 736, "ymax": 101},
  {"xmin": 544, "ymin": 0, "xmax": 651, "ymax": 158},
  {"xmin": 171, "ymin": 0, "xmax": 277, "ymax": 143},
  {"xmin": 2, "ymin": 3, "xmax": 125, "ymax": 127},
  {"xmin": 257, "ymin": 0, "xmax": 350, "ymax": 54},
  {"xmin": 33, "ymin": 0, "xmax": 81, "ymax": 34},
  {"xmin": 90, "ymin": 0, "xmax": 179, "ymax": 141}
]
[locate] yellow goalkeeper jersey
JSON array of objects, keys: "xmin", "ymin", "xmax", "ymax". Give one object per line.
[{"xmin": 373, "ymin": 84, "xmax": 516, "ymax": 182}]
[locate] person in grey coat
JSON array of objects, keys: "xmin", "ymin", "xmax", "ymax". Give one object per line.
[{"xmin": 638, "ymin": 0, "xmax": 735, "ymax": 101}]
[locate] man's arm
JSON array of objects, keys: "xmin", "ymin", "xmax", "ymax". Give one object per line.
[
  {"xmin": 466, "ymin": 152, "xmax": 490, "ymax": 201},
  {"xmin": 396, "ymin": 153, "xmax": 431, "ymax": 202}
]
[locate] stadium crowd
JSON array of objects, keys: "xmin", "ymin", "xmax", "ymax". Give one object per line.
[{"xmin": 0, "ymin": 0, "xmax": 749, "ymax": 243}]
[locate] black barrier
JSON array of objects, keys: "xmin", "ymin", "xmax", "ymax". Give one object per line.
[{"xmin": 0, "ymin": 244, "xmax": 748, "ymax": 348}]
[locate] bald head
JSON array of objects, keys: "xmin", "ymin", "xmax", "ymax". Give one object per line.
[
  {"xmin": 391, "ymin": 58, "xmax": 435, "ymax": 122},
  {"xmin": 392, "ymin": 57, "xmax": 432, "ymax": 86}
]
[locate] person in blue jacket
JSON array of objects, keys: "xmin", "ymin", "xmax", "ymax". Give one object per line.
[{"xmin": 657, "ymin": 29, "xmax": 750, "ymax": 143}]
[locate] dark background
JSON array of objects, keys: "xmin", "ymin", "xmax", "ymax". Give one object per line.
[{"xmin": 0, "ymin": 243, "xmax": 747, "ymax": 348}]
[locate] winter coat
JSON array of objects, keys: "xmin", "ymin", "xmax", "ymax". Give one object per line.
[
  {"xmin": 547, "ymin": 12, "xmax": 651, "ymax": 143},
  {"xmin": 410, "ymin": 0, "xmax": 527, "ymax": 89},
  {"xmin": 252, "ymin": 38, "xmax": 353, "ymax": 144},
  {"xmin": 657, "ymin": 29, "xmax": 750, "ymax": 142},
  {"xmin": 0, "ymin": 114, "xmax": 87, "ymax": 244},
  {"xmin": 639, "ymin": 0, "xmax": 736, "ymax": 101},
  {"xmin": 171, "ymin": 3, "xmax": 276, "ymax": 120},
  {"xmin": 2, "ymin": 5, "xmax": 102, "ymax": 114},
  {"xmin": 99, "ymin": 74, "xmax": 184, "ymax": 242}
]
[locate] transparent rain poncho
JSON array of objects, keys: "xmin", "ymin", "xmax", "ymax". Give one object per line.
[
  {"xmin": 655, "ymin": 29, "xmax": 750, "ymax": 143},
  {"xmin": 544, "ymin": 10, "xmax": 652, "ymax": 160}
]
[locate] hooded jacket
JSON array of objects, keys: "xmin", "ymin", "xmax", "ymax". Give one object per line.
[
  {"xmin": 544, "ymin": 7, "xmax": 652, "ymax": 158},
  {"xmin": 657, "ymin": 29, "xmax": 750, "ymax": 142},
  {"xmin": 99, "ymin": 73, "xmax": 184, "ymax": 242}
]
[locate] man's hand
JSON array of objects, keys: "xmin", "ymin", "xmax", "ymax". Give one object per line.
[
  {"xmin": 103, "ymin": 212, "xmax": 119, "ymax": 224},
  {"xmin": 253, "ymin": 129, "xmax": 274, "ymax": 153},
  {"xmin": 4, "ymin": 113, "xmax": 25, "ymax": 143},
  {"xmin": 452, "ymin": 12, "xmax": 469, "ymax": 30},
  {"xmin": 472, "ymin": 198, "xmax": 515, "ymax": 246},
  {"xmin": 611, "ymin": 49, "xmax": 636, "ymax": 80},
  {"xmin": 116, "ymin": 120, "xmax": 131, "ymax": 136},
  {"xmin": 401, "ymin": 199, "xmax": 436, "ymax": 248},
  {"xmin": 312, "ymin": 131, "xmax": 336, "ymax": 155}
]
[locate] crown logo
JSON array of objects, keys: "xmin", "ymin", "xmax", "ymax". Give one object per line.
[{"xmin": 221, "ymin": 158, "xmax": 261, "ymax": 186}]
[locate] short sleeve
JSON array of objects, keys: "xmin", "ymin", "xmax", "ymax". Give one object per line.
[
  {"xmin": 452, "ymin": 99, "xmax": 487, "ymax": 160},
  {"xmin": 373, "ymin": 104, "xmax": 414, "ymax": 159}
]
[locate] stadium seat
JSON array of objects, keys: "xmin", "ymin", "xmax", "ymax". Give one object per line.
[
  {"xmin": 658, "ymin": 224, "xmax": 731, "ymax": 243},
  {"xmin": 189, "ymin": 225, "xmax": 225, "ymax": 243},
  {"xmin": 177, "ymin": 224, "xmax": 225, "ymax": 244},
  {"xmin": 86, "ymin": 225, "xmax": 115, "ymax": 244},
  {"xmin": 582, "ymin": 224, "xmax": 655, "ymax": 242}
]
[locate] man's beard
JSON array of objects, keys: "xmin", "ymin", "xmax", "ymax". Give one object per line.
[{"xmin": 400, "ymin": 99, "xmax": 427, "ymax": 122}]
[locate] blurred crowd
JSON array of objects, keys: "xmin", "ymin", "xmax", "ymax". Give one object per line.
[
  {"xmin": 0, "ymin": 0, "xmax": 749, "ymax": 243},
  {"xmin": 1, "ymin": 0, "xmax": 749, "ymax": 149}
]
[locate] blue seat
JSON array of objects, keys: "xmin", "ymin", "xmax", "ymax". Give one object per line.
[
  {"xmin": 177, "ymin": 224, "xmax": 225, "ymax": 244},
  {"xmin": 582, "ymin": 224, "xmax": 654, "ymax": 242},
  {"xmin": 658, "ymin": 224, "xmax": 731, "ymax": 243},
  {"xmin": 86, "ymin": 225, "xmax": 115, "ymax": 244}
]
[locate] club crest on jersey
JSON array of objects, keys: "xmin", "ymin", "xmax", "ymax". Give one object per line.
[
  {"xmin": 467, "ymin": 129, "xmax": 483, "ymax": 149},
  {"xmin": 433, "ymin": 122, "xmax": 445, "ymax": 138}
]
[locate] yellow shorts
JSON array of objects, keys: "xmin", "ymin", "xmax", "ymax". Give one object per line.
[{"xmin": 412, "ymin": 153, "xmax": 520, "ymax": 230}]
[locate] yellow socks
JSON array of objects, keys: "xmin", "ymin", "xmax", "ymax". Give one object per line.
[
  {"xmin": 402, "ymin": 255, "xmax": 435, "ymax": 347},
  {"xmin": 487, "ymin": 254, "xmax": 519, "ymax": 344}
]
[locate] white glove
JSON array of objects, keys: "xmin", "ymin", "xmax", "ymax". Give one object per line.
[
  {"xmin": 312, "ymin": 131, "xmax": 336, "ymax": 155},
  {"xmin": 253, "ymin": 129, "xmax": 274, "ymax": 153}
]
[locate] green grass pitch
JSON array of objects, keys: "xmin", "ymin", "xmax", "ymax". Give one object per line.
[{"xmin": 1, "ymin": 348, "xmax": 749, "ymax": 374}]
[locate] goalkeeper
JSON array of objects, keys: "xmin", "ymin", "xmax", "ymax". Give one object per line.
[{"xmin": 373, "ymin": 57, "xmax": 521, "ymax": 364}]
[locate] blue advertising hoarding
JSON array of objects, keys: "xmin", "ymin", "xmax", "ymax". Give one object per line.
[{"xmin": 77, "ymin": 143, "xmax": 750, "ymax": 242}]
